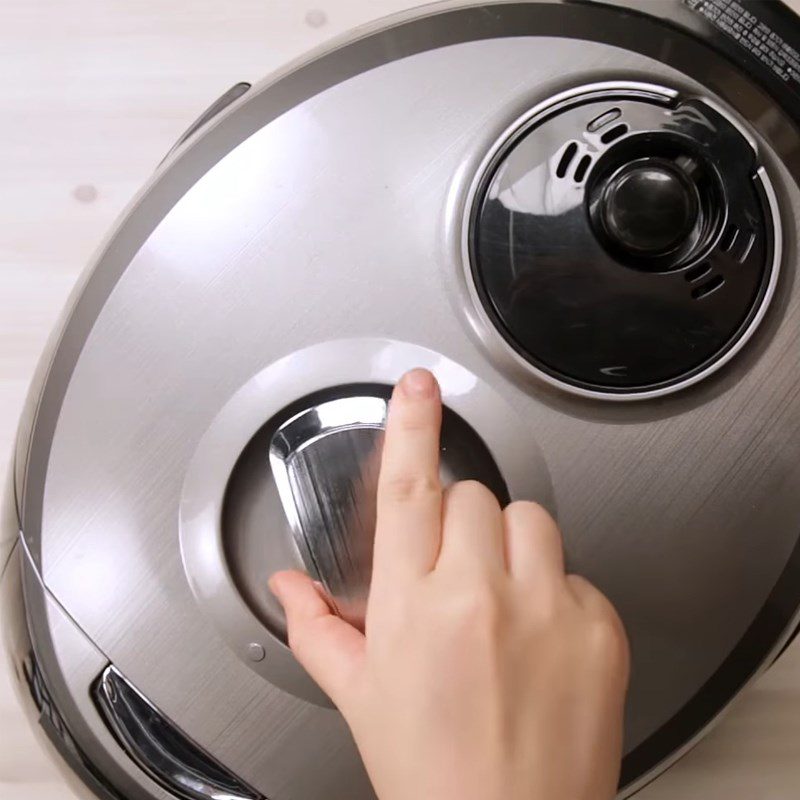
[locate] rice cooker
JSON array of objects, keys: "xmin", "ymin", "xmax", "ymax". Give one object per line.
[{"xmin": 4, "ymin": 1, "xmax": 800, "ymax": 798}]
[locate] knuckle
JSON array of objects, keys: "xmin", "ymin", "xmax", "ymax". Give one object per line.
[
  {"xmin": 380, "ymin": 472, "xmax": 440, "ymax": 504},
  {"xmin": 448, "ymin": 479, "xmax": 500, "ymax": 508},
  {"xmin": 566, "ymin": 573, "xmax": 590, "ymax": 595},
  {"xmin": 286, "ymin": 624, "xmax": 308, "ymax": 655},
  {"xmin": 525, "ymin": 588, "xmax": 564, "ymax": 627},
  {"xmin": 567, "ymin": 576, "xmax": 630, "ymax": 667},
  {"xmin": 586, "ymin": 609, "xmax": 630, "ymax": 669},
  {"xmin": 395, "ymin": 407, "xmax": 433, "ymax": 433},
  {"xmin": 459, "ymin": 584, "xmax": 504, "ymax": 630},
  {"xmin": 505, "ymin": 500, "xmax": 556, "ymax": 529},
  {"xmin": 535, "ymin": 593, "xmax": 561, "ymax": 624},
  {"xmin": 567, "ymin": 574, "xmax": 605, "ymax": 606}
]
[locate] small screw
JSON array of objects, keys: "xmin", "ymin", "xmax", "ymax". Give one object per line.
[{"xmin": 248, "ymin": 643, "xmax": 266, "ymax": 662}]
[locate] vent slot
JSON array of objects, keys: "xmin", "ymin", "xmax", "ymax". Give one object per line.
[
  {"xmin": 556, "ymin": 142, "xmax": 578, "ymax": 179},
  {"xmin": 94, "ymin": 666, "xmax": 263, "ymax": 800},
  {"xmin": 685, "ymin": 263, "xmax": 712, "ymax": 283},
  {"xmin": 691, "ymin": 275, "xmax": 725, "ymax": 300},
  {"xmin": 574, "ymin": 154, "xmax": 592, "ymax": 183},
  {"xmin": 736, "ymin": 231, "xmax": 755, "ymax": 263},
  {"xmin": 720, "ymin": 224, "xmax": 739, "ymax": 252},
  {"xmin": 600, "ymin": 123, "xmax": 629, "ymax": 144},
  {"xmin": 587, "ymin": 107, "xmax": 622, "ymax": 132}
]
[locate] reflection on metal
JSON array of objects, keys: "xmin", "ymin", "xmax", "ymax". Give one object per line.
[
  {"xmin": 270, "ymin": 397, "xmax": 387, "ymax": 629},
  {"xmin": 160, "ymin": 82, "xmax": 251, "ymax": 166},
  {"xmin": 269, "ymin": 393, "xmax": 513, "ymax": 632},
  {"xmin": 23, "ymin": 652, "xmax": 79, "ymax": 758},
  {"xmin": 22, "ymin": 650, "xmax": 123, "ymax": 800},
  {"xmin": 94, "ymin": 666, "xmax": 262, "ymax": 800}
]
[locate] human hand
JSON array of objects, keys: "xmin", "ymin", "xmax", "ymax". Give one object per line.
[{"xmin": 270, "ymin": 368, "xmax": 629, "ymax": 800}]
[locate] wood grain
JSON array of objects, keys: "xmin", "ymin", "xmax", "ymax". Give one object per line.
[{"xmin": 1, "ymin": 2, "xmax": 799, "ymax": 798}]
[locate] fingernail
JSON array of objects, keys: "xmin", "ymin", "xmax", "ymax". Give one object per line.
[{"xmin": 400, "ymin": 368, "xmax": 435, "ymax": 398}]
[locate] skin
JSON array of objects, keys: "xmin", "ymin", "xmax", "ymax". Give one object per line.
[{"xmin": 270, "ymin": 368, "xmax": 630, "ymax": 800}]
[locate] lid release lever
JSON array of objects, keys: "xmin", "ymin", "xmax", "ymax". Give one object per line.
[{"xmin": 270, "ymin": 396, "xmax": 387, "ymax": 629}]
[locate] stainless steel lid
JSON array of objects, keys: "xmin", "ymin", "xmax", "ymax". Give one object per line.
[{"xmin": 10, "ymin": 2, "xmax": 800, "ymax": 799}]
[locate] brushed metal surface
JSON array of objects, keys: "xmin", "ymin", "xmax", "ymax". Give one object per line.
[
  {"xmin": 1, "ymin": 457, "xmax": 19, "ymax": 578},
  {"xmin": 12, "ymin": 3, "xmax": 800, "ymax": 799},
  {"xmin": 0, "ymin": 541, "xmax": 173, "ymax": 800}
]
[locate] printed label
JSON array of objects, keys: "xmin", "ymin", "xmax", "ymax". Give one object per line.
[{"xmin": 685, "ymin": 0, "xmax": 800, "ymax": 95}]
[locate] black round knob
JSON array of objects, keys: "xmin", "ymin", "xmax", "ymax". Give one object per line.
[{"xmin": 600, "ymin": 160, "xmax": 699, "ymax": 257}]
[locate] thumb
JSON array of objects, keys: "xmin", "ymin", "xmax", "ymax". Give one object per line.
[{"xmin": 269, "ymin": 570, "xmax": 366, "ymax": 710}]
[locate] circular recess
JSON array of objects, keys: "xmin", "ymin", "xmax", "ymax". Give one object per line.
[
  {"xmin": 179, "ymin": 339, "xmax": 554, "ymax": 706},
  {"xmin": 468, "ymin": 85, "xmax": 780, "ymax": 397},
  {"xmin": 226, "ymin": 386, "xmax": 510, "ymax": 634}
]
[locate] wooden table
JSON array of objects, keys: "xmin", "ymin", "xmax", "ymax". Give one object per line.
[{"xmin": 2, "ymin": 2, "xmax": 800, "ymax": 798}]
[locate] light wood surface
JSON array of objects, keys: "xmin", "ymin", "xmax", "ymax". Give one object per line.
[{"xmin": 2, "ymin": 2, "xmax": 800, "ymax": 798}]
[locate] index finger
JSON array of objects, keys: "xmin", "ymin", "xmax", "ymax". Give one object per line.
[{"xmin": 372, "ymin": 369, "xmax": 443, "ymax": 586}]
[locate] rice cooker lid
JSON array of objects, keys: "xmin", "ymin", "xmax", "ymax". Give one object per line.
[
  {"xmin": 16, "ymin": 1, "xmax": 800, "ymax": 798},
  {"xmin": 470, "ymin": 86, "xmax": 778, "ymax": 396}
]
